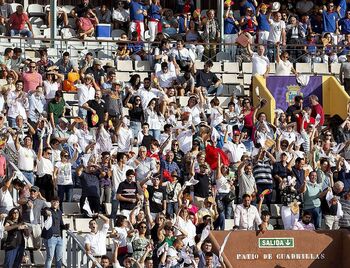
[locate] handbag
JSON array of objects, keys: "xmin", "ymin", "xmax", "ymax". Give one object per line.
[{"xmin": 222, "ymin": 191, "xmax": 235, "ymax": 204}]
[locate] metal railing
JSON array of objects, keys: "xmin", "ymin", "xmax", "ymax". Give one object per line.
[
  {"xmin": 66, "ymin": 230, "xmax": 102, "ymax": 268},
  {"xmin": 1, "ymin": 35, "xmax": 348, "ymax": 64}
]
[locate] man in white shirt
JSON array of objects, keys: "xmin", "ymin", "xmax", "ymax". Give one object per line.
[
  {"xmin": 111, "ymin": 152, "xmax": 133, "ymax": 219},
  {"xmin": 115, "ymin": 116, "xmax": 133, "ymax": 153},
  {"xmin": 267, "ymin": 12, "xmax": 286, "ymax": 61},
  {"xmin": 247, "ymin": 43, "xmax": 270, "ymax": 78},
  {"xmin": 133, "ymin": 146, "xmax": 157, "ymax": 182},
  {"xmin": 222, "ymin": 130, "xmax": 247, "ymax": 164},
  {"xmin": 137, "ymin": 77, "xmax": 163, "ymax": 110},
  {"xmin": 234, "ymin": 193, "xmax": 263, "ymax": 230},
  {"xmin": 84, "ymin": 213, "xmax": 110, "ymax": 259},
  {"xmin": 75, "ymin": 74, "xmax": 96, "ymax": 119},
  {"xmin": 15, "ymin": 134, "xmax": 36, "ymax": 185},
  {"xmin": 7, "ymin": 80, "xmax": 29, "ymax": 127},
  {"xmin": 28, "ymin": 86, "xmax": 46, "ymax": 124},
  {"xmin": 155, "ymin": 61, "xmax": 180, "ymax": 89}
]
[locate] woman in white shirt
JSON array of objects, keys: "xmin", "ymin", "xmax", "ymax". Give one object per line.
[
  {"xmin": 215, "ymin": 153, "xmax": 234, "ymax": 230},
  {"xmin": 43, "ymin": 71, "xmax": 64, "ymax": 101},
  {"xmin": 53, "ymin": 148, "xmax": 78, "ymax": 206},
  {"xmin": 177, "ymin": 207, "xmax": 196, "ymax": 247},
  {"xmin": 36, "ymin": 139, "xmax": 54, "ymax": 201},
  {"xmin": 275, "ymin": 44, "xmax": 297, "ymax": 76},
  {"xmin": 145, "ymin": 98, "xmax": 163, "ymax": 141}
]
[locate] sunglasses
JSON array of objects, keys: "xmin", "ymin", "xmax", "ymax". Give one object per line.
[
  {"xmin": 47, "ymin": 152, "xmax": 52, "ymax": 155},
  {"xmin": 63, "ymin": 155, "xmax": 69, "ymax": 158}
]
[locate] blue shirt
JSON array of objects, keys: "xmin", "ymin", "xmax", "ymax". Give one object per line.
[
  {"xmin": 224, "ymin": 17, "xmax": 238, "ymax": 34},
  {"xmin": 322, "ymin": 11, "xmax": 339, "ymax": 33},
  {"xmin": 339, "ymin": 17, "xmax": 350, "ymax": 34},
  {"xmin": 240, "ymin": 0, "xmax": 256, "ymax": 16},
  {"xmin": 336, "ymin": 0, "xmax": 347, "ymax": 18},
  {"xmin": 177, "ymin": 16, "xmax": 189, "ymax": 34},
  {"xmin": 129, "ymin": 0, "xmax": 144, "ymax": 21},
  {"xmin": 148, "ymin": 3, "xmax": 161, "ymax": 20},
  {"xmin": 257, "ymin": 13, "xmax": 270, "ymax": 31}
]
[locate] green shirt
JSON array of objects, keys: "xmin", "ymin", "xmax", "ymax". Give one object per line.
[
  {"xmin": 304, "ymin": 182, "xmax": 322, "ymax": 210},
  {"xmin": 48, "ymin": 98, "xmax": 65, "ymax": 124}
]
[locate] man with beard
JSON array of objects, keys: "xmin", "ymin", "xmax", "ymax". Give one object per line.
[
  {"xmin": 82, "ymin": 90, "xmax": 108, "ymax": 128},
  {"xmin": 293, "ymin": 211, "xmax": 315, "ymax": 230}
]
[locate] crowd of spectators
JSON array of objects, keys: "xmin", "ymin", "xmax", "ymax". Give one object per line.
[{"xmin": 0, "ymin": 0, "xmax": 349, "ymax": 268}]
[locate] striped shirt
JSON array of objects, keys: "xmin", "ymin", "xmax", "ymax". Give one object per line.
[
  {"xmin": 253, "ymin": 160, "xmax": 273, "ymax": 185},
  {"xmin": 339, "ymin": 198, "xmax": 350, "ymax": 228}
]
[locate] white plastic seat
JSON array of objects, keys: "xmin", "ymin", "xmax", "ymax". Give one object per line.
[
  {"xmin": 223, "ymin": 62, "xmax": 240, "ymax": 73},
  {"xmin": 331, "ymin": 63, "xmax": 341, "ymax": 75},
  {"xmin": 27, "ymin": 4, "xmax": 44, "ymax": 17},
  {"xmin": 194, "ymin": 60, "xmax": 204, "ymax": 70},
  {"xmin": 211, "ymin": 62, "xmax": 222, "ymax": 73},
  {"xmin": 62, "ymin": 5, "xmax": 75, "ymax": 14},
  {"xmin": 43, "ymin": 28, "xmax": 59, "ymax": 38},
  {"xmin": 133, "ymin": 72, "xmax": 149, "ymax": 80},
  {"xmin": 116, "ymin": 60, "xmax": 133, "ymax": 71},
  {"xmin": 75, "ymin": 218, "xmax": 93, "ymax": 232},
  {"xmin": 115, "ymin": 71, "xmax": 131, "ymax": 82},
  {"xmin": 269, "ymin": 63, "xmax": 276, "ymax": 74},
  {"xmin": 222, "ymin": 73, "xmax": 239, "ymax": 84},
  {"xmin": 224, "ymin": 219, "xmax": 235, "ymax": 230},
  {"xmin": 134, "ymin": 61, "xmax": 151, "ymax": 71},
  {"xmin": 296, "ymin": 62, "xmax": 312, "ymax": 73},
  {"xmin": 61, "ymin": 28, "xmax": 76, "ymax": 39},
  {"xmin": 10, "ymin": 3, "xmax": 20, "ymax": 13},
  {"xmin": 29, "ymin": 17, "xmax": 45, "ymax": 28},
  {"xmin": 242, "ymin": 62, "xmax": 253, "ymax": 73},
  {"xmin": 243, "ymin": 74, "xmax": 252, "ymax": 85},
  {"xmin": 313, "ymin": 63, "xmax": 329, "ymax": 74},
  {"xmin": 62, "ymin": 202, "xmax": 80, "ymax": 215},
  {"xmin": 111, "ymin": 29, "xmax": 126, "ymax": 39}
]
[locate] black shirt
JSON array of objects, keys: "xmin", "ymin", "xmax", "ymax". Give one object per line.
[
  {"xmin": 193, "ymin": 173, "xmax": 212, "ymax": 198},
  {"xmin": 273, "ymin": 162, "xmax": 291, "ymax": 179},
  {"xmin": 148, "ymin": 185, "xmax": 167, "ymax": 213},
  {"xmin": 195, "ymin": 70, "xmax": 219, "ymax": 88},
  {"xmin": 86, "ymin": 67, "xmax": 106, "ymax": 85},
  {"xmin": 129, "ymin": 106, "xmax": 144, "ymax": 122},
  {"xmin": 117, "ymin": 180, "xmax": 138, "ymax": 211},
  {"xmin": 292, "ymin": 167, "xmax": 305, "ymax": 191},
  {"xmin": 79, "ymin": 172, "xmax": 100, "ymax": 198},
  {"xmin": 286, "ymin": 104, "xmax": 301, "ymax": 123},
  {"xmin": 86, "ymin": 99, "xmax": 107, "ymax": 127},
  {"xmin": 141, "ymin": 134, "xmax": 153, "ymax": 150}
]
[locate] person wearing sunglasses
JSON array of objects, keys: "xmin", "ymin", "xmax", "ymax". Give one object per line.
[
  {"xmin": 36, "ymin": 137, "xmax": 54, "ymax": 201},
  {"xmin": 22, "ymin": 62, "xmax": 42, "ymax": 93},
  {"xmin": 53, "ymin": 147, "xmax": 79, "ymax": 208},
  {"xmin": 275, "ymin": 43, "xmax": 298, "ymax": 76}
]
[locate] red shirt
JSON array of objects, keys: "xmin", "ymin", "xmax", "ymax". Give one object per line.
[
  {"xmin": 296, "ymin": 115, "xmax": 316, "ymax": 132},
  {"xmin": 9, "ymin": 12, "xmax": 29, "ymax": 30},
  {"xmin": 311, "ymin": 103, "xmax": 324, "ymax": 126}
]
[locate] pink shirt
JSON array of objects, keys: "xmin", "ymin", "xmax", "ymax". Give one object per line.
[
  {"xmin": 0, "ymin": 155, "xmax": 5, "ymax": 177},
  {"xmin": 22, "ymin": 72, "xmax": 42, "ymax": 92},
  {"xmin": 292, "ymin": 221, "xmax": 315, "ymax": 231}
]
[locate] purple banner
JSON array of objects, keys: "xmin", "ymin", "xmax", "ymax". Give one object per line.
[{"xmin": 266, "ymin": 76, "xmax": 323, "ymax": 111}]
